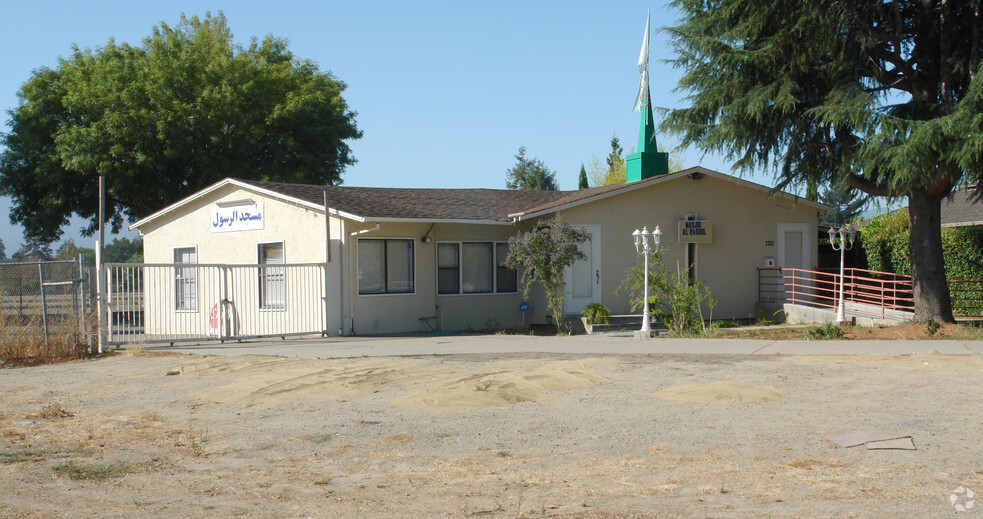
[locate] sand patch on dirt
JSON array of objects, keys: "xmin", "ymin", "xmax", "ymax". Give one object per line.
[
  {"xmin": 175, "ymin": 356, "xmax": 433, "ymax": 407},
  {"xmin": 654, "ymin": 380, "xmax": 792, "ymax": 405},
  {"xmin": 170, "ymin": 355, "xmax": 612, "ymax": 410},
  {"xmin": 391, "ymin": 358, "xmax": 613, "ymax": 409}
]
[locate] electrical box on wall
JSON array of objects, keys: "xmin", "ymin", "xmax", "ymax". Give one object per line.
[{"xmin": 764, "ymin": 256, "xmax": 775, "ymax": 267}]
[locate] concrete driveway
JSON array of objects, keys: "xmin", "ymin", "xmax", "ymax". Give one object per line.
[{"xmin": 148, "ymin": 332, "xmax": 983, "ymax": 358}]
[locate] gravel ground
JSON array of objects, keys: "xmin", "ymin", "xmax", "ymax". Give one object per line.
[{"xmin": 1, "ymin": 349, "xmax": 982, "ymax": 518}]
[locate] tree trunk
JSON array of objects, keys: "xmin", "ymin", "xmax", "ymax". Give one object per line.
[{"xmin": 908, "ymin": 191, "xmax": 955, "ymax": 323}]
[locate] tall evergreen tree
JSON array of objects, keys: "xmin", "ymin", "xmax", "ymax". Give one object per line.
[
  {"xmin": 505, "ymin": 147, "xmax": 558, "ymax": 190},
  {"xmin": 13, "ymin": 237, "xmax": 52, "ymax": 261},
  {"xmin": 662, "ymin": 0, "xmax": 983, "ymax": 322},
  {"xmin": 606, "ymin": 135, "xmax": 624, "ymax": 172},
  {"xmin": 818, "ymin": 181, "xmax": 869, "ymax": 228},
  {"xmin": 605, "ymin": 135, "xmax": 626, "ymax": 184},
  {"xmin": 578, "ymin": 164, "xmax": 589, "ymax": 189}
]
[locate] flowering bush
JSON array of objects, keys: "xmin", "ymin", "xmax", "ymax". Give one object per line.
[{"xmin": 504, "ymin": 215, "xmax": 589, "ymax": 333}]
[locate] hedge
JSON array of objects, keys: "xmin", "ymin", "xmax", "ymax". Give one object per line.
[{"xmin": 860, "ymin": 210, "xmax": 983, "ymax": 315}]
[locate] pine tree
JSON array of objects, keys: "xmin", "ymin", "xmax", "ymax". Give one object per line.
[
  {"xmin": 505, "ymin": 147, "xmax": 558, "ymax": 191},
  {"xmin": 663, "ymin": 0, "xmax": 983, "ymax": 322}
]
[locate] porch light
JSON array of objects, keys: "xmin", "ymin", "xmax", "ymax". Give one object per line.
[{"xmin": 632, "ymin": 225, "xmax": 661, "ymax": 333}]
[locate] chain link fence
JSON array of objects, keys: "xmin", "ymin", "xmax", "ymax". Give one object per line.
[{"xmin": 0, "ymin": 259, "xmax": 87, "ymax": 348}]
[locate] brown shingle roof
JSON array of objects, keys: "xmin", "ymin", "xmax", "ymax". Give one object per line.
[
  {"xmin": 941, "ymin": 186, "xmax": 983, "ymax": 227},
  {"xmin": 131, "ymin": 168, "xmax": 830, "ymax": 231},
  {"xmin": 240, "ymin": 179, "xmax": 573, "ymax": 221}
]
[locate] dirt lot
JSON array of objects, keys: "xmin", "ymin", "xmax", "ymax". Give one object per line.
[{"xmin": 2, "ymin": 345, "xmax": 982, "ymax": 518}]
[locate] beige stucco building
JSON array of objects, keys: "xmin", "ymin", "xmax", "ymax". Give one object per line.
[{"xmin": 129, "ymin": 166, "xmax": 827, "ymax": 337}]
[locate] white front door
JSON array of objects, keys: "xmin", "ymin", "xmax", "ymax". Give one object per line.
[{"xmin": 564, "ymin": 225, "xmax": 601, "ymax": 315}]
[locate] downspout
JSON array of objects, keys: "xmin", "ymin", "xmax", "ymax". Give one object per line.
[{"xmin": 347, "ymin": 223, "xmax": 381, "ymax": 335}]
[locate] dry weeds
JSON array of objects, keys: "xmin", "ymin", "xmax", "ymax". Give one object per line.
[{"xmin": 0, "ymin": 315, "xmax": 90, "ymax": 367}]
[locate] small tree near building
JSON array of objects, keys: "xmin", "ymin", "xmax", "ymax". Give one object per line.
[{"xmin": 504, "ymin": 215, "xmax": 589, "ymax": 334}]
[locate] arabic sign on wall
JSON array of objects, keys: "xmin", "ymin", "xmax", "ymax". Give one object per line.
[{"xmin": 211, "ymin": 202, "xmax": 264, "ymax": 233}]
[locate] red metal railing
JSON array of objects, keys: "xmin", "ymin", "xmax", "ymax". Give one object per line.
[
  {"xmin": 759, "ymin": 267, "xmax": 983, "ymax": 319},
  {"xmin": 758, "ymin": 267, "xmax": 914, "ymax": 320}
]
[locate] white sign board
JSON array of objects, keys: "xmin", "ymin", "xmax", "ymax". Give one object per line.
[{"xmin": 211, "ymin": 202, "xmax": 264, "ymax": 233}]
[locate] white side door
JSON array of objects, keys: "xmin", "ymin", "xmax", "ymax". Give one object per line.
[
  {"xmin": 564, "ymin": 225, "xmax": 601, "ymax": 315},
  {"xmin": 777, "ymin": 223, "xmax": 810, "ymax": 269},
  {"xmin": 777, "ymin": 223, "xmax": 811, "ymax": 301}
]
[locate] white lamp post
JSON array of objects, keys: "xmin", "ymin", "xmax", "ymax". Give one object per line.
[
  {"xmin": 633, "ymin": 225, "xmax": 662, "ymax": 332},
  {"xmin": 828, "ymin": 224, "xmax": 857, "ymax": 324}
]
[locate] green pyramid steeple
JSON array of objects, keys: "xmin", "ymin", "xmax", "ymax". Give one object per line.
[{"xmin": 626, "ymin": 12, "xmax": 669, "ymax": 182}]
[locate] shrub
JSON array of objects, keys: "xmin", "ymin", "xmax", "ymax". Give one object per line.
[
  {"xmin": 805, "ymin": 322, "xmax": 845, "ymax": 340},
  {"xmin": 617, "ymin": 247, "xmax": 717, "ymax": 336},
  {"xmin": 581, "ymin": 303, "xmax": 611, "ymax": 325}
]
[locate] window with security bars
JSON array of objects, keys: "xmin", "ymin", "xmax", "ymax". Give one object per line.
[
  {"xmin": 259, "ymin": 242, "xmax": 285, "ymax": 309},
  {"xmin": 174, "ymin": 247, "xmax": 197, "ymax": 311}
]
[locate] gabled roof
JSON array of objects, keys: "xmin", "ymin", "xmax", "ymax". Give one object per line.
[
  {"xmin": 130, "ymin": 167, "xmax": 830, "ymax": 231},
  {"xmin": 941, "ymin": 185, "xmax": 983, "ymax": 227},
  {"xmin": 508, "ymin": 166, "xmax": 831, "ymax": 220}
]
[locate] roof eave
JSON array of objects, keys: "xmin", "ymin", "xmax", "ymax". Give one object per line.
[
  {"xmin": 362, "ymin": 217, "xmax": 513, "ymax": 225},
  {"xmin": 129, "ymin": 178, "xmax": 369, "ymax": 231}
]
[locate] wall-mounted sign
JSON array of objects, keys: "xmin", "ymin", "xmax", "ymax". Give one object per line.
[
  {"xmin": 678, "ymin": 219, "xmax": 712, "ymax": 243},
  {"xmin": 211, "ymin": 202, "xmax": 264, "ymax": 233}
]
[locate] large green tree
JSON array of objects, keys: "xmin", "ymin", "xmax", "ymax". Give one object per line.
[
  {"xmin": 0, "ymin": 12, "xmax": 361, "ymax": 243},
  {"xmin": 505, "ymin": 146, "xmax": 558, "ymax": 190},
  {"xmin": 663, "ymin": 0, "xmax": 983, "ymax": 322}
]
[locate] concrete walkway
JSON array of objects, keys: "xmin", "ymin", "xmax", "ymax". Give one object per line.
[{"xmin": 149, "ymin": 333, "xmax": 983, "ymax": 359}]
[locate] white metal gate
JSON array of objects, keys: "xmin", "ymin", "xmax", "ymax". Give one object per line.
[{"xmin": 105, "ymin": 263, "xmax": 328, "ymax": 345}]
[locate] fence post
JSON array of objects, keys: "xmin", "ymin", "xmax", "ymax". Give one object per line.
[
  {"xmin": 38, "ymin": 262, "xmax": 49, "ymax": 348},
  {"xmin": 75, "ymin": 255, "xmax": 82, "ymax": 347},
  {"xmin": 221, "ymin": 266, "xmax": 230, "ymax": 341},
  {"xmin": 95, "ymin": 243, "xmax": 106, "ymax": 354}
]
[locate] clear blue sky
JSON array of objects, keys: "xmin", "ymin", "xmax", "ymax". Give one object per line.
[{"xmin": 0, "ymin": 0, "xmax": 778, "ymax": 253}]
